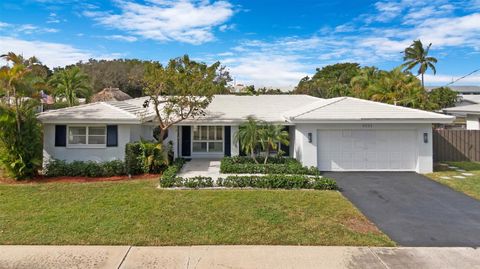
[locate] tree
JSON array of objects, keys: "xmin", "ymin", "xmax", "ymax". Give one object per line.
[
  {"xmin": 259, "ymin": 124, "xmax": 289, "ymax": 164},
  {"xmin": 294, "ymin": 63, "xmax": 361, "ymax": 98},
  {"xmin": 428, "ymin": 87, "xmax": 458, "ymax": 109},
  {"xmin": 49, "ymin": 66, "xmax": 91, "ymax": 106},
  {"xmin": 0, "ymin": 52, "xmax": 43, "ymax": 179},
  {"xmin": 402, "ymin": 40, "xmax": 437, "ymax": 89},
  {"xmin": 235, "ymin": 116, "xmax": 263, "ymax": 163},
  {"xmin": 143, "ymin": 55, "xmax": 231, "ymax": 143}
]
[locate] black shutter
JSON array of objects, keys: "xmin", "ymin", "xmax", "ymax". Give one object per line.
[
  {"xmin": 239, "ymin": 139, "xmax": 246, "ymax": 156},
  {"xmin": 55, "ymin": 125, "xmax": 66, "ymax": 147},
  {"xmin": 224, "ymin": 126, "xmax": 231, "ymax": 156},
  {"xmin": 106, "ymin": 125, "xmax": 118, "ymax": 147},
  {"xmin": 280, "ymin": 126, "xmax": 290, "ymax": 157},
  {"xmin": 181, "ymin": 126, "xmax": 191, "ymax": 157}
]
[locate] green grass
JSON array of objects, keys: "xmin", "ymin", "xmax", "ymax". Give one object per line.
[
  {"xmin": 0, "ymin": 179, "xmax": 393, "ymax": 246},
  {"xmin": 427, "ymin": 162, "xmax": 480, "ymax": 200}
]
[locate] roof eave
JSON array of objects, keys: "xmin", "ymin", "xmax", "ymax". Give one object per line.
[{"xmin": 288, "ymin": 118, "xmax": 455, "ymax": 124}]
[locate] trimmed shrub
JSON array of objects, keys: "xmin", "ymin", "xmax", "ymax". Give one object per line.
[
  {"xmin": 125, "ymin": 142, "xmax": 143, "ymax": 175},
  {"xmin": 165, "ymin": 176, "xmax": 214, "ymax": 188},
  {"xmin": 159, "ymin": 158, "xmax": 186, "ymax": 187},
  {"xmin": 44, "ymin": 159, "xmax": 126, "ymax": 177},
  {"xmin": 220, "ymin": 156, "xmax": 319, "ymax": 175},
  {"xmin": 217, "ymin": 175, "xmax": 337, "ymax": 190}
]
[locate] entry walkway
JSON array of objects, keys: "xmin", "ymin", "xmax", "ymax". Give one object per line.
[
  {"xmin": 177, "ymin": 159, "xmax": 222, "ymax": 180},
  {"xmin": 0, "ymin": 245, "xmax": 478, "ymax": 269}
]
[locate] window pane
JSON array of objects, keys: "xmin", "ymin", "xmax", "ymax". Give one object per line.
[
  {"xmin": 208, "ymin": 142, "xmax": 223, "ymax": 152},
  {"xmin": 192, "ymin": 142, "xmax": 207, "ymax": 152},
  {"xmin": 200, "ymin": 126, "xmax": 208, "ymax": 140},
  {"xmin": 88, "ymin": 135, "xmax": 106, "ymax": 145},
  {"xmin": 69, "ymin": 135, "xmax": 86, "ymax": 144},
  {"xmin": 193, "ymin": 126, "xmax": 200, "ymax": 140},
  {"xmin": 208, "ymin": 126, "xmax": 216, "ymax": 140},
  {"xmin": 69, "ymin": 127, "xmax": 86, "ymax": 136},
  {"xmin": 89, "ymin": 127, "xmax": 105, "ymax": 135},
  {"xmin": 216, "ymin": 126, "xmax": 223, "ymax": 140}
]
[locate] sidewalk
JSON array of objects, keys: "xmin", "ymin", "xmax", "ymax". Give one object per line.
[{"xmin": 0, "ymin": 245, "xmax": 479, "ymax": 269}]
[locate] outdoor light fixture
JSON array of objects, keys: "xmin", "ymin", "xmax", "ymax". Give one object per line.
[
  {"xmin": 424, "ymin": 133, "xmax": 428, "ymax": 143},
  {"xmin": 308, "ymin": 133, "xmax": 313, "ymax": 143}
]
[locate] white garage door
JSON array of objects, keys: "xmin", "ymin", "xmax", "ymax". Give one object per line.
[{"xmin": 317, "ymin": 129, "xmax": 418, "ymax": 171}]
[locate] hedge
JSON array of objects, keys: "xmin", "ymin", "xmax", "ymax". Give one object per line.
[
  {"xmin": 159, "ymin": 158, "xmax": 186, "ymax": 187},
  {"xmin": 44, "ymin": 159, "xmax": 126, "ymax": 177},
  {"xmin": 161, "ymin": 176, "xmax": 214, "ymax": 188},
  {"xmin": 125, "ymin": 142, "xmax": 144, "ymax": 175},
  {"xmin": 217, "ymin": 175, "xmax": 337, "ymax": 190},
  {"xmin": 220, "ymin": 156, "xmax": 319, "ymax": 175}
]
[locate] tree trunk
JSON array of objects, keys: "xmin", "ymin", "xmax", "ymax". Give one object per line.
[
  {"xmin": 421, "ymin": 73, "xmax": 424, "ymax": 90},
  {"xmin": 264, "ymin": 145, "xmax": 270, "ymax": 164},
  {"xmin": 251, "ymin": 150, "xmax": 258, "ymax": 164}
]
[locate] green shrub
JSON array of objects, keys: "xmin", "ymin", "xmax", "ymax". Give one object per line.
[
  {"xmin": 125, "ymin": 142, "xmax": 143, "ymax": 175},
  {"xmin": 220, "ymin": 156, "xmax": 319, "ymax": 175},
  {"xmin": 165, "ymin": 176, "xmax": 214, "ymax": 188},
  {"xmin": 217, "ymin": 175, "xmax": 337, "ymax": 190},
  {"xmin": 159, "ymin": 158, "xmax": 186, "ymax": 187},
  {"xmin": 44, "ymin": 159, "xmax": 126, "ymax": 177}
]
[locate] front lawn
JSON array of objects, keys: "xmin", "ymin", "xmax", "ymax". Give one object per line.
[
  {"xmin": 427, "ymin": 162, "xmax": 480, "ymax": 200},
  {"xmin": 0, "ymin": 179, "xmax": 393, "ymax": 246}
]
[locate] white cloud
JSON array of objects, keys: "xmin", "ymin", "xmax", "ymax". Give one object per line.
[
  {"xmin": 219, "ymin": 24, "xmax": 235, "ymax": 32},
  {"xmin": 84, "ymin": 0, "xmax": 235, "ymax": 45},
  {"xmin": 47, "ymin": 12, "xmax": 61, "ymax": 24},
  {"xmin": 104, "ymin": 35, "xmax": 138, "ymax": 42},
  {"xmin": 0, "ymin": 37, "xmax": 121, "ymax": 68}
]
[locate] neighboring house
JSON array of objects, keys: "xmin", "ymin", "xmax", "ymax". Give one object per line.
[
  {"xmin": 426, "ymin": 85, "xmax": 480, "ymax": 95},
  {"xmin": 443, "ymin": 104, "xmax": 480, "ymax": 130},
  {"xmin": 37, "ymin": 95, "xmax": 454, "ymax": 173}
]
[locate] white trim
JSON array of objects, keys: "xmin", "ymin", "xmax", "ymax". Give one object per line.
[{"xmin": 66, "ymin": 125, "xmax": 107, "ymax": 149}]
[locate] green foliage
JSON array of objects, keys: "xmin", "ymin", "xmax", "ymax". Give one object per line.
[
  {"xmin": 159, "ymin": 158, "xmax": 187, "ymax": 187},
  {"xmin": 125, "ymin": 141, "xmax": 170, "ymax": 175},
  {"xmin": 0, "ymin": 52, "xmax": 44, "ymax": 179},
  {"xmin": 161, "ymin": 176, "xmax": 214, "ymax": 188},
  {"xmin": 217, "ymin": 175, "xmax": 337, "ymax": 190},
  {"xmin": 220, "ymin": 156, "xmax": 320, "ymax": 175},
  {"xmin": 49, "ymin": 66, "xmax": 91, "ymax": 106},
  {"xmin": 44, "ymin": 159, "xmax": 126, "ymax": 177},
  {"xmin": 428, "ymin": 87, "xmax": 458, "ymax": 109},
  {"xmin": 74, "ymin": 59, "xmax": 152, "ymax": 98}
]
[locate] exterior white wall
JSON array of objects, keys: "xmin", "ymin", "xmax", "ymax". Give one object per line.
[
  {"xmin": 43, "ymin": 123, "xmax": 132, "ymax": 164},
  {"xmin": 294, "ymin": 123, "xmax": 434, "ymax": 173},
  {"xmin": 231, "ymin": 125, "xmax": 240, "ymax": 156},
  {"xmin": 466, "ymin": 114, "xmax": 480, "ymax": 130}
]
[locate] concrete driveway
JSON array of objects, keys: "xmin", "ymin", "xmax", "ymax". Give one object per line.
[{"xmin": 324, "ymin": 172, "xmax": 480, "ymax": 247}]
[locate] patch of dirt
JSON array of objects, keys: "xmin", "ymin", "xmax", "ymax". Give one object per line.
[
  {"xmin": 343, "ymin": 217, "xmax": 382, "ymax": 234},
  {"xmin": 433, "ymin": 163, "xmax": 453, "ymax": 172},
  {"xmin": 0, "ymin": 174, "xmax": 159, "ymax": 185}
]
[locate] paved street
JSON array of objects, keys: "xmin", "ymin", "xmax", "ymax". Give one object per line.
[{"xmin": 0, "ymin": 245, "xmax": 479, "ymax": 269}]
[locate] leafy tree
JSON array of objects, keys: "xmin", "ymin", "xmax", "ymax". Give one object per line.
[
  {"xmin": 143, "ymin": 55, "xmax": 231, "ymax": 143},
  {"xmin": 402, "ymin": 40, "xmax": 437, "ymax": 89},
  {"xmin": 428, "ymin": 87, "xmax": 458, "ymax": 109},
  {"xmin": 259, "ymin": 124, "xmax": 289, "ymax": 164},
  {"xmin": 0, "ymin": 52, "xmax": 43, "ymax": 179},
  {"xmin": 49, "ymin": 66, "xmax": 91, "ymax": 106},
  {"xmin": 235, "ymin": 116, "xmax": 263, "ymax": 163},
  {"xmin": 294, "ymin": 63, "xmax": 361, "ymax": 98}
]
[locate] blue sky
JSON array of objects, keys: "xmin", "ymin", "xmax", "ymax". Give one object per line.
[{"xmin": 1, "ymin": 0, "xmax": 479, "ymax": 88}]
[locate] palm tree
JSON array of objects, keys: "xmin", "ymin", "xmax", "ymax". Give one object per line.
[
  {"xmin": 235, "ymin": 116, "xmax": 263, "ymax": 163},
  {"xmin": 49, "ymin": 66, "xmax": 91, "ymax": 106},
  {"xmin": 402, "ymin": 40, "xmax": 437, "ymax": 89},
  {"xmin": 259, "ymin": 124, "xmax": 289, "ymax": 164}
]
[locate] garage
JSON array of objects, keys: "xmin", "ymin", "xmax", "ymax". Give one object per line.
[{"xmin": 317, "ymin": 129, "xmax": 418, "ymax": 171}]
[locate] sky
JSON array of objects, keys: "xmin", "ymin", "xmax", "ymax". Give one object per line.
[{"xmin": 0, "ymin": 0, "xmax": 479, "ymax": 89}]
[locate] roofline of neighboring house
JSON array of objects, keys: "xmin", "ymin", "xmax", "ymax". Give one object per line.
[
  {"xmin": 286, "ymin": 118, "xmax": 455, "ymax": 124},
  {"xmin": 38, "ymin": 119, "xmax": 142, "ymax": 124}
]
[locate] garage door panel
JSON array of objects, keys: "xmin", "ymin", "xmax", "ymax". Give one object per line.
[{"xmin": 317, "ymin": 129, "xmax": 417, "ymax": 171}]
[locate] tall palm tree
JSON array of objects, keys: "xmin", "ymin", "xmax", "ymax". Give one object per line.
[
  {"xmin": 235, "ymin": 116, "xmax": 263, "ymax": 163},
  {"xmin": 259, "ymin": 124, "xmax": 289, "ymax": 164},
  {"xmin": 402, "ymin": 40, "xmax": 437, "ymax": 89},
  {"xmin": 49, "ymin": 66, "xmax": 91, "ymax": 106}
]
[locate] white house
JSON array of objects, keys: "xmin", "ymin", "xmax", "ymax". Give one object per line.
[
  {"xmin": 37, "ymin": 95, "xmax": 454, "ymax": 173},
  {"xmin": 443, "ymin": 104, "xmax": 480, "ymax": 130}
]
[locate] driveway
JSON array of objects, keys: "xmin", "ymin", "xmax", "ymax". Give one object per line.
[{"xmin": 324, "ymin": 172, "xmax": 480, "ymax": 247}]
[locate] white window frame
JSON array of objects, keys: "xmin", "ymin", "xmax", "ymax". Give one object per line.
[
  {"xmin": 191, "ymin": 125, "xmax": 224, "ymax": 154},
  {"xmin": 67, "ymin": 125, "xmax": 107, "ymax": 148}
]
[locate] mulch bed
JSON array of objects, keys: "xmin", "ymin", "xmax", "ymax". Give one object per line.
[{"xmin": 0, "ymin": 174, "xmax": 159, "ymax": 184}]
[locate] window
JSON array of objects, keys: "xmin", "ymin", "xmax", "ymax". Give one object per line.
[
  {"xmin": 192, "ymin": 126, "xmax": 223, "ymax": 153},
  {"xmin": 68, "ymin": 126, "xmax": 106, "ymax": 147}
]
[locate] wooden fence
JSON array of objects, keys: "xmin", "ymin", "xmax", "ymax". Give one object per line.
[{"xmin": 433, "ymin": 129, "xmax": 480, "ymax": 162}]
